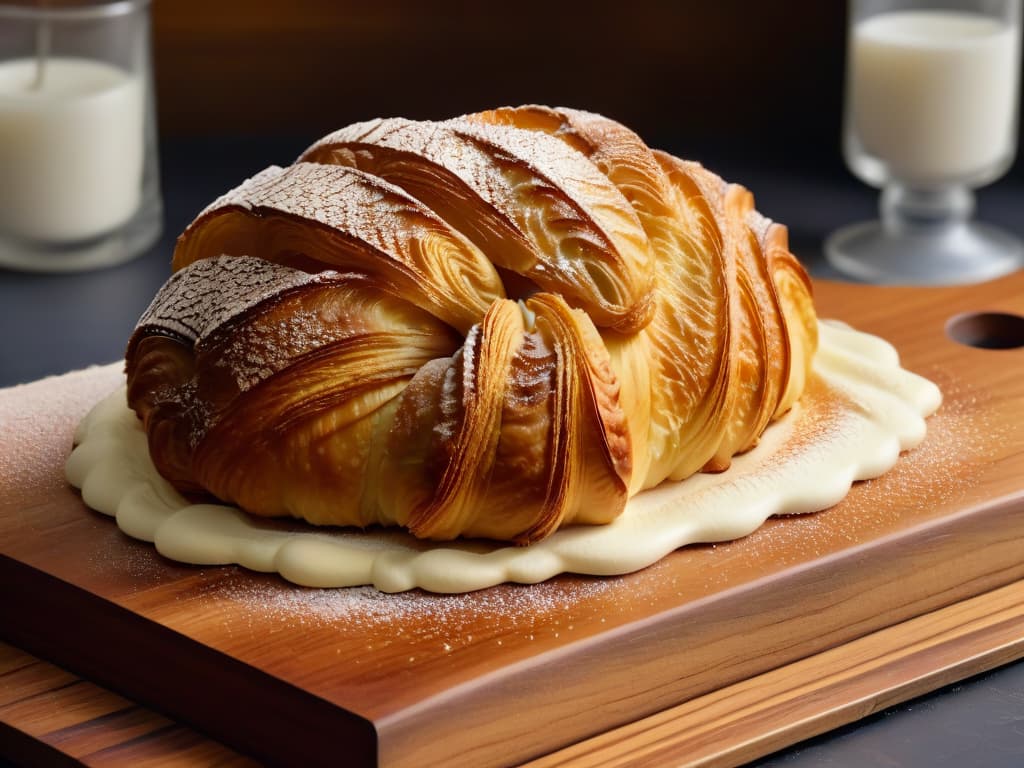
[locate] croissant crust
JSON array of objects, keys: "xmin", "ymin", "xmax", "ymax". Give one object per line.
[{"xmin": 127, "ymin": 106, "xmax": 817, "ymax": 544}]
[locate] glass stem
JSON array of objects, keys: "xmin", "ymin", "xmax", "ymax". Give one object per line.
[{"xmin": 880, "ymin": 183, "xmax": 974, "ymax": 236}]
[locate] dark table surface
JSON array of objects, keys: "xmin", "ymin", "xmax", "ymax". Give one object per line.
[{"xmin": 1, "ymin": 136, "xmax": 1023, "ymax": 767}]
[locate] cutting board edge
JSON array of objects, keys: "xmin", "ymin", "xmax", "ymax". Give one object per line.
[
  {"xmin": 373, "ymin": 490, "xmax": 1024, "ymax": 767},
  {"xmin": 5, "ymin": 464, "xmax": 1024, "ymax": 768},
  {"xmin": 0, "ymin": 555, "xmax": 378, "ymax": 768}
]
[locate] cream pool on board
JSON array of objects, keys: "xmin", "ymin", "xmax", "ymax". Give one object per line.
[{"xmin": 66, "ymin": 321, "xmax": 942, "ymax": 594}]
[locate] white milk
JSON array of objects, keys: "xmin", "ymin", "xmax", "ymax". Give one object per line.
[
  {"xmin": 0, "ymin": 57, "xmax": 144, "ymax": 242},
  {"xmin": 850, "ymin": 10, "xmax": 1020, "ymax": 184}
]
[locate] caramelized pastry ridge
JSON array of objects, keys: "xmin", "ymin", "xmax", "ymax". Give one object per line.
[{"xmin": 126, "ymin": 106, "xmax": 818, "ymax": 543}]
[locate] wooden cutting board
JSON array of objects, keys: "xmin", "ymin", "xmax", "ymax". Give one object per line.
[{"xmin": 2, "ymin": 274, "xmax": 1024, "ymax": 768}]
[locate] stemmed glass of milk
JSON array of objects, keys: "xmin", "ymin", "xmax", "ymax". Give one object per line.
[
  {"xmin": 0, "ymin": 1, "xmax": 162, "ymax": 272},
  {"xmin": 826, "ymin": 0, "xmax": 1023, "ymax": 285}
]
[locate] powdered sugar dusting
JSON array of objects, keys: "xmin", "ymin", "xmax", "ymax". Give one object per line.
[
  {"xmin": 213, "ymin": 571, "xmax": 618, "ymax": 639},
  {"xmin": 194, "ymin": 164, "xmax": 285, "ymax": 221},
  {"xmin": 694, "ymin": 367, "xmax": 994, "ymax": 581},
  {"xmin": 306, "ymin": 118, "xmax": 528, "ymax": 219},
  {"xmin": 210, "ymin": 304, "xmax": 341, "ymax": 393},
  {"xmin": 197, "ymin": 161, "xmax": 445, "ymax": 249},
  {"xmin": 0, "ymin": 363, "xmax": 123, "ymax": 494},
  {"xmin": 133, "ymin": 255, "xmax": 336, "ymax": 347},
  {"xmin": 833, "ymin": 367, "xmax": 1001, "ymax": 516},
  {"xmin": 450, "ymin": 117, "xmax": 647, "ymax": 255},
  {"xmin": 86, "ymin": 531, "xmax": 175, "ymax": 586},
  {"xmin": 180, "ymin": 160, "xmax": 502, "ymax": 332},
  {"xmin": 303, "ymin": 116, "xmax": 652, "ymax": 326}
]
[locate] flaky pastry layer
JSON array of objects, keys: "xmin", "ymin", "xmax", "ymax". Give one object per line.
[{"xmin": 126, "ymin": 106, "xmax": 817, "ymax": 544}]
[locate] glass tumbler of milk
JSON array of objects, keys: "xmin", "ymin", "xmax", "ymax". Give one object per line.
[
  {"xmin": 826, "ymin": 0, "xmax": 1024, "ymax": 285},
  {"xmin": 0, "ymin": 0, "xmax": 161, "ymax": 272}
]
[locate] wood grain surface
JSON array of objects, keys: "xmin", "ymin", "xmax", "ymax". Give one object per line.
[
  {"xmin": 2, "ymin": 274, "xmax": 1024, "ymax": 767},
  {"xmin": 4, "ymin": 578, "xmax": 1022, "ymax": 767},
  {"xmin": 524, "ymin": 579, "xmax": 1024, "ymax": 768},
  {"xmin": 0, "ymin": 642, "xmax": 256, "ymax": 767}
]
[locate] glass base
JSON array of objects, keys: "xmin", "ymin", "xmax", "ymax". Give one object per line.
[
  {"xmin": 825, "ymin": 219, "xmax": 1024, "ymax": 286},
  {"xmin": 0, "ymin": 198, "xmax": 162, "ymax": 274}
]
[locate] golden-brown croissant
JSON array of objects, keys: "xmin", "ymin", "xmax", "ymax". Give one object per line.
[{"xmin": 126, "ymin": 106, "xmax": 817, "ymax": 544}]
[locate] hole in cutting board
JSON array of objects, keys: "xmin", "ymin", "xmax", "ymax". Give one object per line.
[{"xmin": 946, "ymin": 312, "xmax": 1024, "ymax": 350}]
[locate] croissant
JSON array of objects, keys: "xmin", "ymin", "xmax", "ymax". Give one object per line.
[{"xmin": 126, "ymin": 106, "xmax": 817, "ymax": 544}]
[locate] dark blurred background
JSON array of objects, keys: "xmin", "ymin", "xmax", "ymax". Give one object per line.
[
  {"xmin": 147, "ymin": 0, "xmax": 1024, "ymax": 179},
  {"xmin": 150, "ymin": 1, "xmax": 848, "ymax": 167}
]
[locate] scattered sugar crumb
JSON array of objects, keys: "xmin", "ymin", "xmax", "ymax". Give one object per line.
[
  {"xmin": 0, "ymin": 364, "xmax": 124, "ymax": 495},
  {"xmin": 199, "ymin": 569, "xmax": 619, "ymax": 650}
]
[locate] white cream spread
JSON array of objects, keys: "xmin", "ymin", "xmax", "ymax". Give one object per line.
[{"xmin": 65, "ymin": 321, "xmax": 941, "ymax": 593}]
